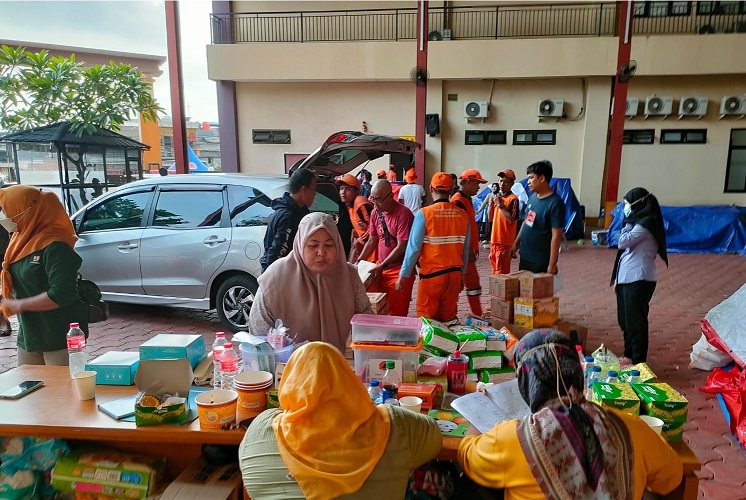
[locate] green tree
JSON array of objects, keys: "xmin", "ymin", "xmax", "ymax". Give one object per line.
[{"xmin": 0, "ymin": 45, "xmax": 162, "ymax": 203}]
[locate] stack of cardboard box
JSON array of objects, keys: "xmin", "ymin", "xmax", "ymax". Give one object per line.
[
  {"xmin": 366, "ymin": 292, "xmax": 388, "ymax": 315},
  {"xmin": 488, "ymin": 272, "xmax": 559, "ymax": 329}
]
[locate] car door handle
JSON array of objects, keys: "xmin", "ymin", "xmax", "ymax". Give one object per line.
[
  {"xmin": 117, "ymin": 243, "xmax": 139, "ymax": 251},
  {"xmin": 203, "ymin": 236, "xmax": 227, "ymax": 245}
]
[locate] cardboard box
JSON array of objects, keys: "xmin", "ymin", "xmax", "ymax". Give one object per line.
[
  {"xmin": 519, "ymin": 273, "xmax": 555, "ymax": 299},
  {"xmin": 591, "ymin": 230, "xmax": 609, "ymax": 246},
  {"xmin": 85, "ymin": 351, "xmax": 140, "ymax": 385},
  {"xmin": 367, "ymin": 292, "xmax": 388, "ymax": 315},
  {"xmin": 490, "ymin": 298, "xmax": 514, "ymax": 323},
  {"xmin": 134, "ymin": 358, "xmax": 193, "ymax": 426},
  {"xmin": 552, "ymin": 320, "xmax": 589, "ymax": 350},
  {"xmin": 398, "ymin": 383, "xmax": 441, "ymax": 410},
  {"xmin": 160, "ymin": 456, "xmax": 242, "ymax": 500},
  {"xmin": 139, "ymin": 333, "xmax": 206, "ymax": 369},
  {"xmin": 51, "ymin": 447, "xmax": 166, "ymax": 499},
  {"xmin": 357, "ymin": 260, "xmax": 377, "ymax": 289},
  {"xmin": 514, "ymin": 297, "xmax": 560, "ymax": 328},
  {"xmin": 630, "ymin": 383, "xmax": 689, "ymax": 425},
  {"xmin": 592, "ymin": 381, "xmax": 640, "ymax": 415},
  {"xmin": 488, "ymin": 274, "xmax": 521, "ymax": 301}
]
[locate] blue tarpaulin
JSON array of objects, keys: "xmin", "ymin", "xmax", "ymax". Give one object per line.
[
  {"xmin": 519, "ymin": 177, "xmax": 586, "ymax": 240},
  {"xmin": 607, "ymin": 203, "xmax": 746, "ymax": 256}
]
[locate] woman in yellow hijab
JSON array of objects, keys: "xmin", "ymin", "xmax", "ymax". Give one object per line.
[
  {"xmin": 239, "ymin": 342, "xmax": 442, "ymax": 500},
  {"xmin": 0, "ymin": 185, "xmax": 87, "ymax": 366}
]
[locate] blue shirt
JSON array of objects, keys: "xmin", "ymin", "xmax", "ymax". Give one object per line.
[
  {"xmin": 616, "ymin": 223, "xmax": 658, "ymax": 284},
  {"xmin": 399, "ymin": 209, "xmax": 471, "ymax": 278}
]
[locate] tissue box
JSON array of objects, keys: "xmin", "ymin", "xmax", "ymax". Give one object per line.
[
  {"xmin": 592, "ymin": 382, "xmax": 640, "ymax": 415},
  {"xmin": 134, "ymin": 358, "xmax": 193, "ymax": 426},
  {"xmin": 488, "ymin": 274, "xmax": 521, "ymax": 301},
  {"xmin": 519, "ymin": 273, "xmax": 554, "ymax": 299},
  {"xmin": 139, "ymin": 333, "xmax": 206, "ymax": 369},
  {"xmin": 468, "ymin": 350, "xmax": 503, "ymax": 370},
  {"xmin": 631, "ymin": 383, "xmax": 688, "ymax": 424},
  {"xmin": 514, "ymin": 297, "xmax": 559, "ymax": 328},
  {"xmin": 85, "ymin": 351, "xmax": 140, "ymax": 385}
]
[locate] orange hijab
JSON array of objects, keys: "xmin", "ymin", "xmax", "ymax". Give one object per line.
[
  {"xmin": 272, "ymin": 342, "xmax": 391, "ymax": 500},
  {"xmin": 0, "ymin": 186, "xmax": 77, "ymax": 313}
]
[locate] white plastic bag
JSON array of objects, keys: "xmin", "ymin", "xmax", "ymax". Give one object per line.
[{"xmin": 689, "ymin": 334, "xmax": 732, "ymax": 371}]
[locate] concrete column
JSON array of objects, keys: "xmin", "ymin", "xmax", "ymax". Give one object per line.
[{"xmin": 577, "ymin": 77, "xmax": 612, "ymax": 218}]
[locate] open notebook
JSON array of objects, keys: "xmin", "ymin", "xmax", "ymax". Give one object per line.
[{"xmin": 451, "ymin": 379, "xmax": 531, "ymax": 433}]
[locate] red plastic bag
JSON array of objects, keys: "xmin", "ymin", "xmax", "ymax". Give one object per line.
[{"xmin": 701, "ymin": 365, "xmax": 746, "ymax": 448}]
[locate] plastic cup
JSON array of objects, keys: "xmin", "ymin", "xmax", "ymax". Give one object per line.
[
  {"xmin": 195, "ymin": 389, "xmax": 239, "ymax": 430},
  {"xmin": 640, "ymin": 415, "xmax": 664, "ymax": 435},
  {"xmin": 399, "ymin": 396, "xmax": 423, "ymax": 413},
  {"xmin": 73, "ymin": 371, "xmax": 97, "ymax": 401}
]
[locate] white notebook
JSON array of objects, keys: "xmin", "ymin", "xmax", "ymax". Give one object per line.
[{"xmin": 451, "ymin": 379, "xmax": 531, "ymax": 433}]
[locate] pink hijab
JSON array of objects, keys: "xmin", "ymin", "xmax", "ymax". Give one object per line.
[{"xmin": 258, "ymin": 212, "xmax": 360, "ymax": 351}]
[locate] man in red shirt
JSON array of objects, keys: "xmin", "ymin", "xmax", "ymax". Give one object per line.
[{"xmin": 357, "ymin": 180, "xmax": 415, "ymax": 316}]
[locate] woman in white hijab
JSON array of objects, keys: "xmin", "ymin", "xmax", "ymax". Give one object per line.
[{"xmin": 249, "ymin": 212, "xmax": 371, "ymax": 351}]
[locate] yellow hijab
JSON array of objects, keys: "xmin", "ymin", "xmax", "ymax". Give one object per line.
[
  {"xmin": 0, "ymin": 186, "xmax": 78, "ymax": 315},
  {"xmin": 272, "ymin": 342, "xmax": 391, "ymax": 500}
]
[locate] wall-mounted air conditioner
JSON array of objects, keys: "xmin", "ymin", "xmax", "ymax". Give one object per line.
[
  {"xmin": 428, "ymin": 29, "xmax": 452, "ymax": 41},
  {"xmin": 626, "ymin": 97, "xmax": 639, "ymax": 117},
  {"xmin": 678, "ymin": 96, "xmax": 708, "ymax": 118},
  {"xmin": 720, "ymin": 95, "xmax": 746, "ymax": 117},
  {"xmin": 538, "ymin": 99, "xmax": 564, "ymax": 118},
  {"xmin": 644, "ymin": 95, "xmax": 673, "ymax": 118},
  {"xmin": 464, "ymin": 101, "xmax": 489, "ymax": 119}
]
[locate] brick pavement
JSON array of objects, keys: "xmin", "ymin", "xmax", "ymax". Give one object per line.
[{"xmin": 1, "ymin": 244, "xmax": 745, "ymax": 498}]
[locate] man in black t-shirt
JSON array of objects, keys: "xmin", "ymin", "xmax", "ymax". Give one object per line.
[{"xmin": 510, "ymin": 160, "xmax": 565, "ymax": 274}]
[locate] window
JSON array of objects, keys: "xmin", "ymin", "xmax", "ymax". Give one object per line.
[
  {"xmin": 227, "ymin": 185, "xmax": 274, "ymax": 227},
  {"xmin": 660, "ymin": 129, "xmax": 707, "ymax": 144},
  {"xmin": 252, "ymin": 129, "xmax": 291, "ymax": 144},
  {"xmin": 513, "ymin": 130, "xmax": 556, "ymax": 145},
  {"xmin": 162, "ymin": 136, "xmax": 172, "ymax": 147},
  {"xmin": 465, "ymin": 130, "xmax": 507, "ymax": 145},
  {"xmin": 152, "ymin": 190, "xmax": 224, "ymax": 228},
  {"xmin": 623, "ymin": 129, "xmax": 656, "ymax": 144},
  {"xmin": 81, "ymin": 191, "xmax": 151, "ymax": 232},
  {"xmin": 635, "ymin": 1, "xmax": 692, "ymax": 16},
  {"xmin": 697, "ymin": 1, "xmax": 744, "ymax": 14},
  {"xmin": 724, "ymin": 129, "xmax": 746, "ymax": 192}
]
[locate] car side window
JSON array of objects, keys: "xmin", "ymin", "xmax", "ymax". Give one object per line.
[
  {"xmin": 152, "ymin": 190, "xmax": 223, "ymax": 228},
  {"xmin": 227, "ymin": 185, "xmax": 273, "ymax": 227},
  {"xmin": 80, "ymin": 191, "xmax": 151, "ymax": 232}
]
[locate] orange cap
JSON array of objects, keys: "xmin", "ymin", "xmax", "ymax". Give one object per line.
[
  {"xmin": 334, "ymin": 173, "xmax": 361, "ymax": 190},
  {"xmin": 404, "ymin": 168, "xmax": 417, "ymax": 183},
  {"xmin": 431, "ymin": 172, "xmax": 454, "ymax": 192},
  {"xmin": 376, "ymin": 169, "xmax": 387, "ymax": 178},
  {"xmin": 460, "ymin": 169, "xmax": 488, "ymax": 183},
  {"xmin": 498, "ymin": 169, "xmax": 516, "ymax": 180}
]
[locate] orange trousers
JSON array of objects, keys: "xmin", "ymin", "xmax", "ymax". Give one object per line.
[
  {"xmin": 462, "ymin": 260, "xmax": 483, "ymax": 317},
  {"xmin": 416, "ymin": 271, "xmax": 462, "ymax": 324},
  {"xmin": 370, "ymin": 267, "xmax": 415, "ymax": 316},
  {"xmin": 489, "ymin": 243, "xmax": 512, "ymax": 275}
]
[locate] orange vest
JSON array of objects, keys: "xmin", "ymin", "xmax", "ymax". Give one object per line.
[
  {"xmin": 348, "ymin": 195, "xmax": 373, "ymax": 241},
  {"xmin": 451, "ymin": 191, "xmax": 479, "ymax": 251},
  {"xmin": 388, "ymin": 170, "xmax": 398, "ymax": 182},
  {"xmin": 490, "ymin": 192, "xmax": 519, "ymax": 246},
  {"xmin": 418, "ymin": 201, "xmax": 469, "ymax": 277}
]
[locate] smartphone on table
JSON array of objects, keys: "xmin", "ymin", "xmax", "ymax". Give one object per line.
[{"xmin": 0, "ymin": 380, "xmax": 44, "ymax": 399}]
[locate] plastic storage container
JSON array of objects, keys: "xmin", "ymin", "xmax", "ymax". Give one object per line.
[
  {"xmin": 350, "ymin": 338, "xmax": 423, "ymax": 384},
  {"xmin": 350, "ymin": 314, "xmax": 421, "ymax": 346},
  {"xmin": 239, "ymin": 338, "xmax": 305, "ymax": 374}
]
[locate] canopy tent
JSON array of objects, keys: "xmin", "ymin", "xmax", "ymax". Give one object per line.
[{"xmin": 168, "ymin": 144, "xmax": 209, "ymax": 173}]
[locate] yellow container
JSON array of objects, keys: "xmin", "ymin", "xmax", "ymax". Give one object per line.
[{"xmin": 195, "ymin": 390, "xmax": 238, "ymax": 430}]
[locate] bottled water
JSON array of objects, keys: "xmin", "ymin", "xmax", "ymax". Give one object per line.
[
  {"xmin": 219, "ymin": 342, "xmax": 239, "ymax": 391},
  {"xmin": 626, "ymin": 369, "xmax": 643, "ymax": 385},
  {"xmin": 586, "ymin": 365, "xmax": 603, "ymax": 402},
  {"xmin": 67, "ymin": 322, "xmax": 86, "ymax": 379},
  {"xmin": 212, "ymin": 332, "xmax": 227, "ymax": 389},
  {"xmin": 368, "ymin": 379, "xmax": 383, "ymax": 405},
  {"xmin": 605, "ymin": 370, "xmax": 620, "ymax": 384},
  {"xmin": 583, "ymin": 356, "xmax": 595, "ymax": 390},
  {"xmin": 381, "ymin": 361, "xmax": 400, "ymax": 401}
]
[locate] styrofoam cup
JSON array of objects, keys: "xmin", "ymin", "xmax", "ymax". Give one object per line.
[
  {"xmin": 399, "ymin": 396, "xmax": 423, "ymax": 413},
  {"xmin": 73, "ymin": 371, "xmax": 97, "ymax": 400},
  {"xmin": 640, "ymin": 415, "xmax": 664, "ymax": 435}
]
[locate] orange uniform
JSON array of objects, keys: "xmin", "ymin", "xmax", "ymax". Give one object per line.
[
  {"xmin": 388, "ymin": 170, "xmax": 398, "ymax": 182},
  {"xmin": 348, "ymin": 195, "xmax": 375, "ymax": 262},
  {"xmin": 451, "ymin": 190, "xmax": 483, "ymax": 316},
  {"xmin": 488, "ymin": 192, "xmax": 519, "ymax": 275}
]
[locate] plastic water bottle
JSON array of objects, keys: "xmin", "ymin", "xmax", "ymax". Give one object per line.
[
  {"xmin": 586, "ymin": 365, "xmax": 602, "ymax": 401},
  {"xmin": 605, "ymin": 370, "xmax": 620, "ymax": 384},
  {"xmin": 583, "ymin": 356, "xmax": 595, "ymax": 389},
  {"xmin": 212, "ymin": 332, "xmax": 227, "ymax": 389},
  {"xmin": 368, "ymin": 379, "xmax": 383, "ymax": 405},
  {"xmin": 575, "ymin": 345, "xmax": 585, "ymax": 368},
  {"xmin": 626, "ymin": 369, "xmax": 642, "ymax": 385},
  {"xmin": 381, "ymin": 361, "xmax": 400, "ymax": 401},
  {"xmin": 219, "ymin": 342, "xmax": 239, "ymax": 391},
  {"xmin": 67, "ymin": 322, "xmax": 86, "ymax": 379}
]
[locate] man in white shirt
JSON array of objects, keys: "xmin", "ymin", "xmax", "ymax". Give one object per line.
[{"xmin": 397, "ymin": 168, "xmax": 427, "ymax": 214}]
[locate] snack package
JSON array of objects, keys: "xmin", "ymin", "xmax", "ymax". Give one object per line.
[
  {"xmin": 450, "ymin": 326, "xmax": 487, "ymax": 353},
  {"xmin": 420, "ymin": 318, "xmax": 459, "ymax": 355},
  {"xmin": 418, "ymin": 356, "xmax": 448, "ymax": 376},
  {"xmin": 498, "ymin": 328, "xmax": 520, "ymax": 366},
  {"xmin": 477, "ymin": 326, "xmax": 508, "ymax": 351}
]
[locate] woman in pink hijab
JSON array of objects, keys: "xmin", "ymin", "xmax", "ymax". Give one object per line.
[{"xmin": 250, "ymin": 212, "xmax": 372, "ymax": 351}]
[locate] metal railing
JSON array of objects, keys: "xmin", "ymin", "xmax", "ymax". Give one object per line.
[{"xmin": 210, "ymin": 3, "xmax": 746, "ymax": 44}]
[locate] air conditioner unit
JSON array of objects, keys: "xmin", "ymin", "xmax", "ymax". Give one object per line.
[
  {"xmin": 626, "ymin": 97, "xmax": 639, "ymax": 117},
  {"xmin": 644, "ymin": 95, "xmax": 673, "ymax": 117},
  {"xmin": 427, "ymin": 29, "xmax": 452, "ymax": 41},
  {"xmin": 678, "ymin": 96, "xmax": 708, "ymax": 117},
  {"xmin": 538, "ymin": 99, "xmax": 564, "ymax": 118},
  {"xmin": 464, "ymin": 101, "xmax": 489, "ymax": 119},
  {"xmin": 720, "ymin": 95, "xmax": 746, "ymax": 116}
]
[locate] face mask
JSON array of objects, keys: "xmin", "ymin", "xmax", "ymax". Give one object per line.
[
  {"xmin": 623, "ymin": 205, "xmax": 632, "ymax": 218},
  {"xmin": 0, "ymin": 206, "xmax": 30, "ymax": 233}
]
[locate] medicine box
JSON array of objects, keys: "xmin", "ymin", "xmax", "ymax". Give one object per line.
[
  {"xmin": 139, "ymin": 333, "xmax": 206, "ymax": 369},
  {"xmin": 398, "ymin": 383, "xmax": 441, "ymax": 410},
  {"xmin": 85, "ymin": 351, "xmax": 140, "ymax": 385},
  {"xmin": 519, "ymin": 273, "xmax": 555, "ymax": 299},
  {"xmin": 488, "ymin": 274, "xmax": 521, "ymax": 301},
  {"xmin": 350, "ymin": 338, "xmax": 423, "ymax": 384},
  {"xmin": 351, "ymin": 314, "xmax": 421, "ymax": 345},
  {"xmin": 514, "ymin": 297, "xmax": 560, "ymax": 328}
]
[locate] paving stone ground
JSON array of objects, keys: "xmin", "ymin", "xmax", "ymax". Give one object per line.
[{"xmin": 1, "ymin": 243, "xmax": 744, "ymax": 498}]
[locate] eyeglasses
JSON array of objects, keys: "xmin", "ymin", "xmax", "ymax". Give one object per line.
[{"xmin": 369, "ymin": 192, "xmax": 392, "ymax": 205}]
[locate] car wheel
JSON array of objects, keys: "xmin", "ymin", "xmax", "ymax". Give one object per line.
[{"xmin": 216, "ymin": 275, "xmax": 258, "ymax": 332}]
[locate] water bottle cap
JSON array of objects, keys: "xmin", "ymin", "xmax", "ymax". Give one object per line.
[
  {"xmin": 453, "ymin": 350, "xmax": 461, "ymax": 358},
  {"xmin": 70, "ymin": 323, "xmax": 80, "ymax": 328},
  {"xmin": 592, "ymin": 365, "xmax": 602, "ymax": 372},
  {"xmin": 369, "ymin": 379, "xmax": 379, "ymax": 387},
  {"xmin": 216, "ymin": 332, "xmax": 225, "ymax": 337},
  {"xmin": 224, "ymin": 342, "xmax": 233, "ymax": 348},
  {"xmin": 385, "ymin": 360, "xmax": 395, "ymax": 369},
  {"xmin": 630, "ymin": 369, "xmax": 640, "ymax": 376},
  {"xmin": 575, "ymin": 345, "xmax": 583, "ymax": 352},
  {"xmin": 608, "ymin": 371, "xmax": 618, "ymax": 377},
  {"xmin": 584, "ymin": 356, "xmax": 594, "ymax": 362}
]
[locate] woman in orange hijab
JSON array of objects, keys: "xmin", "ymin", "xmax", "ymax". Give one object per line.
[
  {"xmin": 239, "ymin": 342, "xmax": 442, "ymax": 500},
  {"xmin": 0, "ymin": 185, "xmax": 87, "ymax": 366}
]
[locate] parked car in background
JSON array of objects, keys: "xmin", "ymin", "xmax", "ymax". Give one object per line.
[{"xmin": 70, "ymin": 132, "xmax": 418, "ymax": 331}]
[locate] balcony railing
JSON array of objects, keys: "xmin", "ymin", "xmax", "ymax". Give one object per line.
[{"xmin": 210, "ymin": 2, "xmax": 746, "ymax": 44}]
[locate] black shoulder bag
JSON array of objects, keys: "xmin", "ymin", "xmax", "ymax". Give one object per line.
[{"xmin": 77, "ymin": 273, "xmax": 109, "ymax": 323}]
